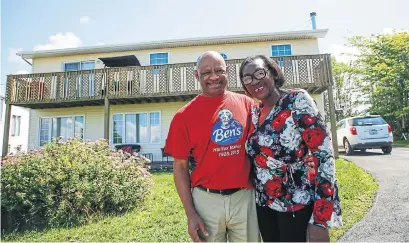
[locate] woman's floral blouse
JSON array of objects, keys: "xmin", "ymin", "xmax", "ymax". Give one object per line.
[{"xmin": 245, "ymin": 89, "xmax": 343, "ymax": 229}]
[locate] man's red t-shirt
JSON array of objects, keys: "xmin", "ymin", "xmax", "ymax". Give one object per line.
[{"xmin": 164, "ymin": 91, "xmax": 254, "ymax": 190}]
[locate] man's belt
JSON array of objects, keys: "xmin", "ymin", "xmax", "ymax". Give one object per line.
[{"xmin": 197, "ymin": 185, "xmax": 242, "ymax": 195}]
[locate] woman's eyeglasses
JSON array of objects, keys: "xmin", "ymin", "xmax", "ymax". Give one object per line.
[{"xmin": 242, "ymin": 69, "xmax": 269, "ymax": 85}]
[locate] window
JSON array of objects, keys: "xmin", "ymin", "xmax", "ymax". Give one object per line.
[
  {"xmin": 150, "ymin": 53, "xmax": 168, "ymax": 65},
  {"xmin": 112, "ymin": 112, "xmax": 161, "ymax": 144},
  {"xmin": 150, "ymin": 112, "xmax": 160, "ymax": 143},
  {"xmin": 271, "ymin": 44, "xmax": 292, "ymax": 56},
  {"xmin": 11, "ymin": 115, "xmax": 21, "ymax": 136},
  {"xmin": 64, "ymin": 61, "xmax": 96, "ymax": 71},
  {"xmin": 271, "ymin": 44, "xmax": 292, "ymax": 68},
  {"xmin": 63, "ymin": 61, "xmax": 96, "ymax": 97},
  {"xmin": 219, "ymin": 53, "xmax": 228, "ymax": 60},
  {"xmin": 150, "ymin": 53, "xmax": 168, "ymax": 75},
  {"xmin": 351, "ymin": 116, "xmax": 387, "ymax": 126},
  {"xmin": 39, "ymin": 116, "xmax": 84, "ymax": 146}
]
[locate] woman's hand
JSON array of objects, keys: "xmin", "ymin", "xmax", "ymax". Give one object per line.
[{"xmin": 307, "ymin": 224, "xmax": 330, "ymax": 242}]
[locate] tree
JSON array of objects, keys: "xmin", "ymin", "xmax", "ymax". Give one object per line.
[
  {"xmin": 347, "ymin": 31, "xmax": 409, "ymax": 135},
  {"xmin": 333, "ymin": 57, "xmax": 363, "ymax": 119},
  {"xmin": 324, "ymin": 57, "xmax": 364, "ymax": 122}
]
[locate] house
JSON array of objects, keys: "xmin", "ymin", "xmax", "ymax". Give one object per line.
[
  {"xmin": 0, "ymin": 96, "xmax": 30, "ymax": 157},
  {"xmin": 2, "ymin": 28, "xmax": 339, "ymax": 160}
]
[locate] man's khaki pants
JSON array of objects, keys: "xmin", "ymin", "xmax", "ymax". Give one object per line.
[{"xmin": 192, "ymin": 187, "xmax": 260, "ymax": 242}]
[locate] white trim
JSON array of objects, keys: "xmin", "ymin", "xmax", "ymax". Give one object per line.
[
  {"xmin": 38, "ymin": 114, "xmax": 86, "ymax": 146},
  {"xmin": 111, "ymin": 111, "xmax": 162, "ymax": 146},
  {"xmin": 11, "ymin": 115, "xmax": 21, "ymax": 137},
  {"xmin": 17, "ymin": 29, "xmax": 328, "ymax": 59}
]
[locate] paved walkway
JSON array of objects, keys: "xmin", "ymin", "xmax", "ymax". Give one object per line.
[{"xmin": 338, "ymin": 147, "xmax": 409, "ymax": 242}]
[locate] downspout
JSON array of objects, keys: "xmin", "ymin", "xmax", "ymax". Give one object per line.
[{"xmin": 20, "ymin": 56, "xmax": 32, "ymax": 66}]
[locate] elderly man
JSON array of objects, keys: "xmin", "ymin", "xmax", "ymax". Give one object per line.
[{"xmin": 164, "ymin": 51, "xmax": 260, "ymax": 242}]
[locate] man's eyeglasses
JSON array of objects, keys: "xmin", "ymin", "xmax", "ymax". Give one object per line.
[{"xmin": 242, "ymin": 69, "xmax": 269, "ymax": 85}]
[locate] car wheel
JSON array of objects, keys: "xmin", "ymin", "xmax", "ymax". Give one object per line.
[
  {"xmin": 344, "ymin": 138, "xmax": 353, "ymax": 155},
  {"xmin": 381, "ymin": 146, "xmax": 392, "ymax": 154},
  {"xmin": 360, "ymin": 149, "xmax": 367, "ymax": 152}
]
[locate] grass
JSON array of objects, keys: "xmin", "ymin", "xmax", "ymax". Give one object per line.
[
  {"xmin": 328, "ymin": 158, "xmax": 378, "ymax": 241},
  {"xmin": 3, "ymin": 159, "xmax": 378, "ymax": 242},
  {"xmin": 394, "ymin": 139, "xmax": 409, "ymax": 147}
]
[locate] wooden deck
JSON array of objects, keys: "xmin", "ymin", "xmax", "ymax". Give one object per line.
[{"xmin": 5, "ymin": 54, "xmax": 332, "ymax": 109}]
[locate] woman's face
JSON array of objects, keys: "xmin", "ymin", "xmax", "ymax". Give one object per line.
[{"xmin": 242, "ymin": 58, "xmax": 276, "ymax": 101}]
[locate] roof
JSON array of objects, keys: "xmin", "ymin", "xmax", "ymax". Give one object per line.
[{"xmin": 17, "ymin": 29, "xmax": 328, "ymax": 59}]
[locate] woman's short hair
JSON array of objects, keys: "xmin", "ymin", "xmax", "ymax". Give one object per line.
[{"xmin": 239, "ymin": 55, "xmax": 285, "ymax": 89}]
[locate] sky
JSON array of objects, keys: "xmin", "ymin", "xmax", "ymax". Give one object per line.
[{"xmin": 1, "ymin": 0, "xmax": 409, "ymax": 96}]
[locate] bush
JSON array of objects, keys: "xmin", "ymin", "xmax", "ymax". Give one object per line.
[{"xmin": 1, "ymin": 138, "xmax": 153, "ymax": 232}]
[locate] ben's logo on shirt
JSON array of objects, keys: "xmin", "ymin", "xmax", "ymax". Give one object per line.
[{"xmin": 211, "ymin": 109, "xmax": 243, "ymax": 145}]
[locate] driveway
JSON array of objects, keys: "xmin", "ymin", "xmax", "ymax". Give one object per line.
[{"xmin": 338, "ymin": 147, "xmax": 409, "ymax": 242}]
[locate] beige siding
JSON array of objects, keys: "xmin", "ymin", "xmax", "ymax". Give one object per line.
[
  {"xmin": 27, "ymin": 93, "xmax": 326, "ymax": 160},
  {"xmin": 28, "ymin": 102, "xmax": 188, "ymax": 161},
  {"xmin": 32, "ymin": 39, "xmax": 319, "ymax": 73},
  {"xmin": 8, "ymin": 106, "xmax": 30, "ymax": 154},
  {"xmin": 311, "ymin": 93, "xmax": 326, "ymax": 121},
  {"xmin": 28, "ymin": 106, "xmax": 105, "ymax": 150}
]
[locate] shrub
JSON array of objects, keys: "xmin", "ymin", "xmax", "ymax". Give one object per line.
[{"xmin": 1, "ymin": 138, "xmax": 153, "ymax": 232}]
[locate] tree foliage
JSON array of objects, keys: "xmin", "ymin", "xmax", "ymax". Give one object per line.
[
  {"xmin": 347, "ymin": 31, "xmax": 409, "ymax": 133},
  {"xmin": 329, "ymin": 57, "xmax": 364, "ymax": 121},
  {"xmin": 1, "ymin": 138, "xmax": 153, "ymax": 232}
]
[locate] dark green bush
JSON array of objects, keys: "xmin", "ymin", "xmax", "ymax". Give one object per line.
[{"xmin": 1, "ymin": 138, "xmax": 153, "ymax": 232}]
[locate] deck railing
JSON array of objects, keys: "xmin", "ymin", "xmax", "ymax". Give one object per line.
[{"xmin": 6, "ymin": 54, "xmax": 332, "ymax": 105}]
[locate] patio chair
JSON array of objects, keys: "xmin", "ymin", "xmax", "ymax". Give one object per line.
[{"xmin": 161, "ymin": 148, "xmax": 172, "ymax": 163}]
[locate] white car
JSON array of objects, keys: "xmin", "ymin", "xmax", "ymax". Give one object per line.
[{"xmin": 336, "ymin": 115, "xmax": 393, "ymax": 155}]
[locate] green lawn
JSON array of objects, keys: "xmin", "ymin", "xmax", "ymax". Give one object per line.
[
  {"xmin": 3, "ymin": 159, "xmax": 378, "ymax": 242},
  {"xmin": 394, "ymin": 139, "xmax": 409, "ymax": 147}
]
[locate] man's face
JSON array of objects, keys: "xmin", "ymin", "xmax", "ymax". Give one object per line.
[{"xmin": 194, "ymin": 54, "xmax": 228, "ymax": 97}]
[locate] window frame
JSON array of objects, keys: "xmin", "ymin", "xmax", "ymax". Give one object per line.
[
  {"xmin": 111, "ymin": 111, "xmax": 162, "ymax": 145},
  {"xmin": 271, "ymin": 44, "xmax": 292, "ymax": 57},
  {"xmin": 38, "ymin": 115, "xmax": 86, "ymax": 146},
  {"xmin": 62, "ymin": 60, "xmax": 96, "ymax": 72},
  {"xmin": 149, "ymin": 53, "xmax": 169, "ymax": 75},
  {"xmin": 61, "ymin": 60, "xmax": 96, "ymax": 97},
  {"xmin": 11, "ymin": 115, "xmax": 21, "ymax": 137},
  {"xmin": 149, "ymin": 53, "xmax": 169, "ymax": 65}
]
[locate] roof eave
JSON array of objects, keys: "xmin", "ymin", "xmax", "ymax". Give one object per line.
[{"xmin": 17, "ymin": 29, "xmax": 328, "ymax": 59}]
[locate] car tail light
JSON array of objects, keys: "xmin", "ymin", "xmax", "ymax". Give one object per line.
[
  {"xmin": 350, "ymin": 127, "xmax": 357, "ymax": 135},
  {"xmin": 388, "ymin": 124, "xmax": 392, "ymax": 133}
]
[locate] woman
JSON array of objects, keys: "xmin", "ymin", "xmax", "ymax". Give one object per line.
[{"xmin": 239, "ymin": 55, "xmax": 342, "ymax": 242}]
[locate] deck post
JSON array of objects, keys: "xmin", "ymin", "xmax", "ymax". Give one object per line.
[
  {"xmin": 2, "ymin": 103, "xmax": 12, "ymax": 157},
  {"xmin": 104, "ymin": 97, "xmax": 110, "ymax": 142},
  {"xmin": 327, "ymin": 58, "xmax": 339, "ymax": 158}
]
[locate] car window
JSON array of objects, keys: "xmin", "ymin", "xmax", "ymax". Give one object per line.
[{"xmin": 352, "ymin": 117, "xmax": 387, "ymax": 126}]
